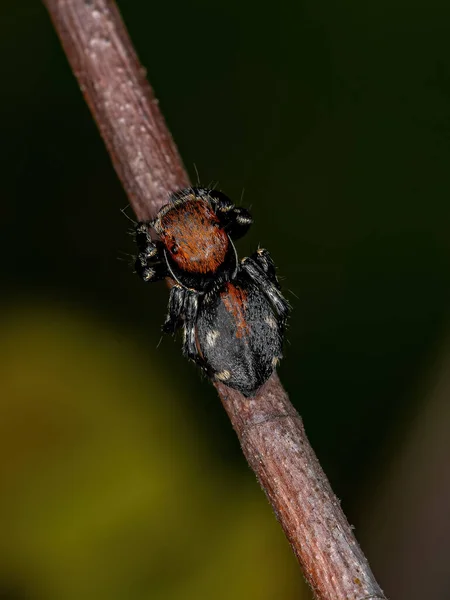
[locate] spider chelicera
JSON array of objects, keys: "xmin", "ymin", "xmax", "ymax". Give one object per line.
[{"xmin": 135, "ymin": 187, "xmax": 290, "ymax": 397}]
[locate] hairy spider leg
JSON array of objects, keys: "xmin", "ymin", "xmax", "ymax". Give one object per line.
[
  {"xmin": 137, "ymin": 262, "xmax": 167, "ymax": 283},
  {"xmin": 134, "ymin": 222, "xmax": 167, "ymax": 282},
  {"xmin": 182, "ymin": 292, "xmax": 202, "ymax": 363},
  {"xmin": 241, "ymin": 255, "xmax": 290, "ymax": 324},
  {"xmin": 252, "ymin": 248, "xmax": 280, "ymax": 288},
  {"xmin": 162, "ymin": 285, "xmax": 185, "ymax": 334},
  {"xmin": 135, "ymin": 221, "xmax": 153, "ymax": 250},
  {"xmin": 205, "ymin": 190, "xmax": 254, "ymax": 240}
]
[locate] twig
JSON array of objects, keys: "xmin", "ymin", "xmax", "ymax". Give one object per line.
[{"xmin": 42, "ymin": 1, "xmax": 387, "ymax": 598}]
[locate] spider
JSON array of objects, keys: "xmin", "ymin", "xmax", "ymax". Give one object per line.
[{"xmin": 135, "ymin": 187, "xmax": 290, "ymax": 397}]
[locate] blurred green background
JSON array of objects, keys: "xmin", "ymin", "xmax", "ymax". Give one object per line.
[{"xmin": 1, "ymin": 1, "xmax": 450, "ymax": 599}]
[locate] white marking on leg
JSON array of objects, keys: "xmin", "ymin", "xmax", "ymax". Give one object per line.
[
  {"xmin": 236, "ymin": 214, "xmax": 252, "ymax": 224},
  {"xmin": 143, "ymin": 268, "xmax": 155, "ymax": 281},
  {"xmin": 146, "ymin": 246, "xmax": 158, "ymax": 258}
]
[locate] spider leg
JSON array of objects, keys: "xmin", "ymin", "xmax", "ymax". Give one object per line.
[
  {"xmin": 135, "ymin": 221, "xmax": 154, "ymax": 252},
  {"xmin": 135, "ymin": 256, "xmax": 167, "ymax": 282},
  {"xmin": 207, "ymin": 190, "xmax": 253, "ymax": 240},
  {"xmin": 241, "ymin": 256, "xmax": 290, "ymax": 324},
  {"xmin": 250, "ymin": 247, "xmax": 280, "ymax": 289},
  {"xmin": 182, "ymin": 292, "xmax": 202, "ymax": 363},
  {"xmin": 162, "ymin": 285, "xmax": 185, "ymax": 334},
  {"xmin": 134, "ymin": 222, "xmax": 167, "ymax": 282}
]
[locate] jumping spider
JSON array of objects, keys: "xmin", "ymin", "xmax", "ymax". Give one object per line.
[{"xmin": 135, "ymin": 187, "xmax": 290, "ymax": 397}]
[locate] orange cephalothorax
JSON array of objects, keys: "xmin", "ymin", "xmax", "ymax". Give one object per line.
[{"xmin": 156, "ymin": 198, "xmax": 229, "ymax": 274}]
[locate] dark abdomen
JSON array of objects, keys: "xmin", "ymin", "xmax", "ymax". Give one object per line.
[{"xmin": 196, "ymin": 277, "xmax": 283, "ymax": 396}]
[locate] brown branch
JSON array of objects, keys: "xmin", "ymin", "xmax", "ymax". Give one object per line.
[
  {"xmin": 42, "ymin": 1, "xmax": 387, "ymax": 599},
  {"xmin": 44, "ymin": 0, "xmax": 189, "ymax": 219}
]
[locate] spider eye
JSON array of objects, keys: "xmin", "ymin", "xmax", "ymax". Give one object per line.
[{"xmin": 170, "ymin": 244, "xmax": 179, "ymax": 254}]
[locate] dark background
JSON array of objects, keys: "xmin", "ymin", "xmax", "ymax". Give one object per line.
[{"xmin": 1, "ymin": 1, "xmax": 450, "ymax": 599}]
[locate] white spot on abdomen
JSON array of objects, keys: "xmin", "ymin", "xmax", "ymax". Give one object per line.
[
  {"xmin": 215, "ymin": 370, "xmax": 231, "ymax": 381},
  {"xmin": 264, "ymin": 315, "xmax": 277, "ymax": 329},
  {"xmin": 206, "ymin": 330, "xmax": 220, "ymax": 347}
]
